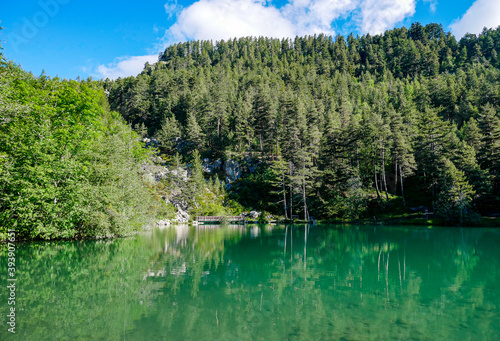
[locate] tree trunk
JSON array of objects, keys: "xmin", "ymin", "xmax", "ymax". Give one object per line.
[
  {"xmin": 303, "ymin": 177, "xmax": 308, "ymax": 221},
  {"xmin": 260, "ymin": 133, "xmax": 264, "ymax": 153},
  {"xmin": 282, "ymin": 170, "xmax": 288, "ymax": 219},
  {"xmin": 374, "ymin": 164, "xmax": 382, "ymax": 202},
  {"xmin": 356, "ymin": 148, "xmax": 360, "ymax": 171},
  {"xmin": 399, "ymin": 164, "xmax": 406, "ymax": 207},
  {"xmin": 276, "ymin": 137, "xmax": 279, "ymax": 160},
  {"xmin": 394, "ymin": 159, "xmax": 398, "ymax": 196},
  {"xmin": 289, "ymin": 167, "xmax": 293, "ymax": 220},
  {"xmin": 381, "ymin": 143, "xmax": 390, "ymax": 205}
]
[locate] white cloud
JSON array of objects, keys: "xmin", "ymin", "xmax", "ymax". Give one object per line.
[
  {"xmin": 166, "ymin": 0, "xmax": 295, "ymax": 44},
  {"xmin": 96, "ymin": 55, "xmax": 158, "ymax": 80},
  {"xmin": 450, "ymin": 0, "xmax": 500, "ymax": 38},
  {"xmin": 280, "ymin": 0, "xmax": 357, "ymax": 36},
  {"xmin": 423, "ymin": 0, "xmax": 437, "ymax": 14},
  {"xmin": 164, "ymin": 0, "xmax": 183, "ymax": 19},
  {"xmin": 160, "ymin": 0, "xmax": 420, "ymax": 47},
  {"xmin": 97, "ymin": 0, "xmax": 419, "ymax": 79},
  {"xmin": 359, "ymin": 0, "xmax": 416, "ymax": 35}
]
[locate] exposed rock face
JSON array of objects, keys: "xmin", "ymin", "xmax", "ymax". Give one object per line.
[
  {"xmin": 151, "ymin": 156, "xmax": 164, "ymax": 164},
  {"xmin": 174, "ymin": 208, "xmax": 190, "ymax": 223},
  {"xmin": 249, "ymin": 211, "xmax": 261, "ymax": 219},
  {"xmin": 243, "ymin": 155, "xmax": 260, "ymax": 174},
  {"xmin": 146, "ymin": 155, "xmax": 263, "ymax": 226},
  {"xmin": 202, "ymin": 159, "xmax": 210, "ymax": 173},
  {"xmin": 143, "ymin": 138, "xmax": 160, "ymax": 148},
  {"xmin": 223, "ymin": 159, "xmax": 242, "ymax": 183},
  {"xmin": 141, "ymin": 165, "xmax": 188, "ymax": 182},
  {"xmin": 170, "ymin": 195, "xmax": 190, "ymax": 223},
  {"xmin": 168, "ymin": 168, "xmax": 188, "ymax": 182},
  {"xmin": 156, "ymin": 220, "xmax": 170, "ymax": 228},
  {"xmin": 200, "ymin": 156, "xmax": 259, "ymax": 182},
  {"xmin": 247, "ymin": 163, "xmax": 258, "ymax": 174},
  {"xmin": 202, "ymin": 158, "xmax": 222, "ymax": 175},
  {"xmin": 143, "ymin": 162, "xmax": 191, "ymax": 225},
  {"xmin": 141, "ymin": 164, "xmax": 167, "ymax": 182},
  {"xmin": 170, "ymin": 196, "xmax": 189, "ymax": 211}
]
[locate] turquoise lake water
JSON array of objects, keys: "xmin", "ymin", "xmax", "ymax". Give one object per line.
[{"xmin": 1, "ymin": 224, "xmax": 499, "ymax": 340}]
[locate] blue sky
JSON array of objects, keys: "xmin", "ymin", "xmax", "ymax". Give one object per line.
[{"xmin": 1, "ymin": 0, "xmax": 499, "ymax": 80}]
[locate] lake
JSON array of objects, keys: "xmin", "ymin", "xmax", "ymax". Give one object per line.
[{"xmin": 1, "ymin": 224, "xmax": 499, "ymax": 340}]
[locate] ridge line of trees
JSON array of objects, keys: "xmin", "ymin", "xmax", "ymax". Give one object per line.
[{"xmin": 102, "ymin": 23, "xmax": 499, "ymax": 223}]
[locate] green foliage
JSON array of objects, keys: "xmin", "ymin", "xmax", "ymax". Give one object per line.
[
  {"xmin": 185, "ymin": 150, "xmax": 232, "ymax": 217},
  {"xmin": 0, "ymin": 60, "xmax": 161, "ymax": 240},
  {"xmin": 343, "ymin": 177, "xmax": 369, "ymax": 220},
  {"xmin": 229, "ymin": 167, "xmax": 275, "ymax": 212},
  {"xmin": 156, "ymin": 115, "xmax": 181, "ymax": 153},
  {"xmin": 188, "ymin": 149, "xmax": 205, "ymax": 192},
  {"xmin": 435, "ymin": 159, "xmax": 476, "ymax": 224},
  {"xmin": 101, "ymin": 24, "xmax": 500, "ymax": 223},
  {"xmin": 185, "ymin": 111, "xmax": 205, "ymax": 152}
]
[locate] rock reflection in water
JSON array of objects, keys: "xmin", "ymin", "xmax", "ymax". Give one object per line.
[{"xmin": 1, "ymin": 225, "xmax": 498, "ymax": 341}]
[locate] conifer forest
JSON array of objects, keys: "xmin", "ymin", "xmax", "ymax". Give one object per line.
[
  {"xmin": 106, "ymin": 23, "xmax": 500, "ymax": 224},
  {"xmin": 2, "ymin": 23, "xmax": 500, "ymax": 240}
]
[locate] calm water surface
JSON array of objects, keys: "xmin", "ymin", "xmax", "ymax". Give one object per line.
[{"xmin": 1, "ymin": 224, "xmax": 499, "ymax": 340}]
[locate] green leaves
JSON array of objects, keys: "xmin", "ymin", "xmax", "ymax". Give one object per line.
[
  {"xmin": 435, "ymin": 159, "xmax": 476, "ymax": 224},
  {"xmin": 0, "ymin": 63, "xmax": 158, "ymax": 241},
  {"xmin": 156, "ymin": 115, "xmax": 181, "ymax": 153},
  {"xmin": 103, "ymin": 26, "xmax": 500, "ymax": 222}
]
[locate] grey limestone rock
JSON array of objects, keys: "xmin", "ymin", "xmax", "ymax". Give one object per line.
[
  {"xmin": 249, "ymin": 211, "xmax": 261, "ymax": 219},
  {"xmin": 174, "ymin": 208, "xmax": 190, "ymax": 223},
  {"xmin": 202, "ymin": 158, "xmax": 222, "ymax": 174},
  {"xmin": 168, "ymin": 167, "xmax": 188, "ymax": 181},
  {"xmin": 244, "ymin": 155, "xmax": 260, "ymax": 174},
  {"xmin": 156, "ymin": 220, "xmax": 171, "ymax": 228},
  {"xmin": 223, "ymin": 159, "xmax": 242, "ymax": 182}
]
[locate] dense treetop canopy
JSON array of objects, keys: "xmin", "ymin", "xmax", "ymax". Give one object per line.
[
  {"xmin": 0, "ymin": 34, "xmax": 167, "ymax": 240},
  {"xmin": 2, "ymin": 23, "xmax": 500, "ymax": 241},
  {"xmin": 106, "ymin": 23, "xmax": 500, "ymax": 222}
]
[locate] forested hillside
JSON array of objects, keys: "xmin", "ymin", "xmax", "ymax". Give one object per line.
[
  {"xmin": 0, "ymin": 38, "xmax": 171, "ymax": 240},
  {"xmin": 105, "ymin": 23, "xmax": 500, "ymax": 224}
]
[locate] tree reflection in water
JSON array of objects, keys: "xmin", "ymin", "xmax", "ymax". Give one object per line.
[
  {"xmin": 134, "ymin": 225, "xmax": 499, "ymax": 340},
  {"xmin": 1, "ymin": 225, "xmax": 498, "ymax": 340}
]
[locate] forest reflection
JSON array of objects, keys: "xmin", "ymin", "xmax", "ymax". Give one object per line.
[
  {"xmin": 134, "ymin": 224, "xmax": 499, "ymax": 340},
  {"xmin": 1, "ymin": 224, "xmax": 498, "ymax": 340}
]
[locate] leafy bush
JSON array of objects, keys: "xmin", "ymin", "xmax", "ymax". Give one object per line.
[{"xmin": 0, "ymin": 62, "xmax": 160, "ymax": 240}]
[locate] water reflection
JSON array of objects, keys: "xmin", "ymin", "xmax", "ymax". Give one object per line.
[
  {"xmin": 134, "ymin": 224, "xmax": 500, "ymax": 340},
  {"xmin": 0, "ymin": 225, "xmax": 499, "ymax": 340}
]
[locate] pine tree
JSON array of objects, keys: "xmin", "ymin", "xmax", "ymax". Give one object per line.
[
  {"xmin": 477, "ymin": 103, "xmax": 500, "ymax": 194},
  {"xmin": 267, "ymin": 158, "xmax": 289, "ymax": 219},
  {"xmin": 461, "ymin": 117, "xmax": 483, "ymax": 153},
  {"xmin": 253, "ymin": 82, "xmax": 277, "ymax": 155},
  {"xmin": 435, "ymin": 159, "xmax": 476, "ymax": 224},
  {"xmin": 188, "ymin": 149, "xmax": 206, "ymax": 200},
  {"xmin": 234, "ymin": 91, "xmax": 254, "ymax": 153},
  {"xmin": 185, "ymin": 111, "xmax": 205, "ymax": 152},
  {"xmin": 389, "ymin": 109, "xmax": 415, "ymax": 205},
  {"xmin": 156, "ymin": 116, "xmax": 181, "ymax": 153},
  {"xmin": 478, "ymin": 104, "xmax": 500, "ymax": 171},
  {"xmin": 414, "ymin": 108, "xmax": 450, "ymax": 195}
]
